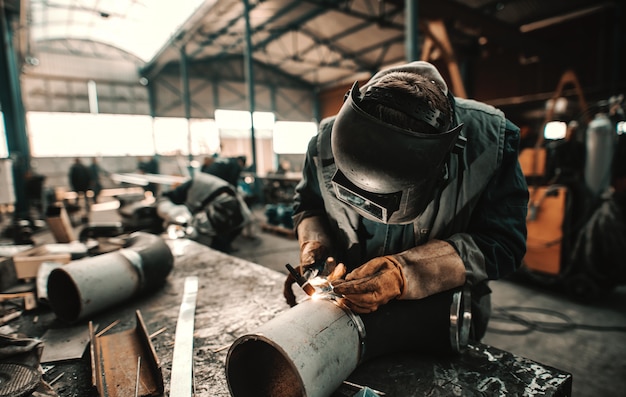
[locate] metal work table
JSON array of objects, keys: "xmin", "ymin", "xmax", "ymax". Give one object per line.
[{"xmin": 7, "ymin": 238, "xmax": 572, "ymax": 396}]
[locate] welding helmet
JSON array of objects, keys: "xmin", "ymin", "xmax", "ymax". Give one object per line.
[{"xmin": 331, "ymin": 81, "xmax": 463, "ymax": 224}]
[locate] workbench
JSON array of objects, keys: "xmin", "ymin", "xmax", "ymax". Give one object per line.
[{"xmin": 4, "ymin": 238, "xmax": 572, "ymax": 397}]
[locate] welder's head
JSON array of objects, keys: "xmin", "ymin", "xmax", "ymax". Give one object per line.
[{"xmin": 330, "ymin": 61, "xmax": 463, "ymax": 224}]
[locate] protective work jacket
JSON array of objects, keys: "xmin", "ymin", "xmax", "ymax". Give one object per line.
[
  {"xmin": 161, "ymin": 172, "xmax": 251, "ymax": 251},
  {"xmin": 293, "ymin": 97, "xmax": 529, "ymax": 340}
]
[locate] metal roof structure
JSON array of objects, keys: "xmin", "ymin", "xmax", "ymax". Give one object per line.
[
  {"xmin": 142, "ymin": 0, "xmax": 620, "ymax": 90},
  {"xmin": 27, "ymin": 0, "xmax": 205, "ymax": 62},
  {"xmin": 5, "ymin": 0, "xmax": 625, "ymax": 122},
  {"xmin": 22, "ymin": 0, "xmax": 618, "ymax": 87}
]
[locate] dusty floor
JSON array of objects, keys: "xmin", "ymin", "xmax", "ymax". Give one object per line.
[{"xmin": 2, "ymin": 196, "xmax": 625, "ymax": 396}]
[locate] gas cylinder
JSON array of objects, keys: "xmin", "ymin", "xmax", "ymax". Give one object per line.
[{"xmin": 584, "ymin": 112, "xmax": 616, "ymax": 197}]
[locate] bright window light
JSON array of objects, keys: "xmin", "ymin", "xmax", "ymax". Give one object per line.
[
  {"xmin": 28, "ymin": 112, "xmax": 154, "ymax": 156},
  {"xmin": 273, "ymin": 121, "xmax": 318, "ymax": 154},
  {"xmin": 544, "ymin": 121, "xmax": 567, "ymax": 140},
  {"xmin": 27, "ymin": 112, "xmax": 220, "ymax": 157},
  {"xmin": 153, "ymin": 117, "xmax": 189, "ymax": 155},
  {"xmin": 153, "ymin": 117, "xmax": 220, "ymax": 155},
  {"xmin": 190, "ymin": 119, "xmax": 220, "ymax": 154},
  {"xmin": 215, "ymin": 109, "xmax": 275, "ymax": 138}
]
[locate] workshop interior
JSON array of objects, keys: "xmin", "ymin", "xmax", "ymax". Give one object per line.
[{"xmin": 1, "ymin": 0, "xmax": 625, "ymax": 396}]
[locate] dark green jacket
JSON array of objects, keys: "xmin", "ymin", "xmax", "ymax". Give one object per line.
[{"xmin": 293, "ymin": 97, "xmax": 529, "ymax": 339}]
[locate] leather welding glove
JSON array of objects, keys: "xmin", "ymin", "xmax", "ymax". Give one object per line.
[
  {"xmin": 331, "ymin": 239, "xmax": 466, "ymax": 313},
  {"xmin": 283, "ymin": 215, "xmax": 340, "ymax": 306}
]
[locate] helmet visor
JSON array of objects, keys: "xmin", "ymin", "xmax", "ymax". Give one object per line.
[
  {"xmin": 331, "ymin": 81, "xmax": 463, "ymax": 223},
  {"xmin": 332, "ymin": 169, "xmax": 402, "ymax": 223}
]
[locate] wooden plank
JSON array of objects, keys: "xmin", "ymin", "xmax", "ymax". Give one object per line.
[
  {"xmin": 12, "ymin": 245, "xmax": 71, "ymax": 280},
  {"xmin": 169, "ymin": 276, "xmax": 199, "ymax": 397},
  {"xmin": 0, "ymin": 291, "xmax": 37, "ymax": 310}
]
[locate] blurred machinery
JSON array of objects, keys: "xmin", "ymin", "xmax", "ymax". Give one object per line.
[{"xmin": 518, "ymin": 70, "xmax": 626, "ymax": 298}]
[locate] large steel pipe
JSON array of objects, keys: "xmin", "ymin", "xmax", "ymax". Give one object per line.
[
  {"xmin": 46, "ymin": 232, "xmax": 174, "ymax": 323},
  {"xmin": 226, "ymin": 287, "xmax": 470, "ymax": 397}
]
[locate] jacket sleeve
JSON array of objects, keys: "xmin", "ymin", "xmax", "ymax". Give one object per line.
[
  {"xmin": 292, "ymin": 134, "xmax": 327, "ymax": 231},
  {"xmin": 160, "ymin": 180, "xmax": 192, "ymax": 205},
  {"xmin": 447, "ymin": 120, "xmax": 529, "ymax": 285}
]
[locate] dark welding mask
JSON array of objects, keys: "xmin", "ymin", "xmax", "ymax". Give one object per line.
[{"xmin": 331, "ymin": 81, "xmax": 463, "ymax": 224}]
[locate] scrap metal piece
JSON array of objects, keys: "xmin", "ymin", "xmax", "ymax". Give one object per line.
[
  {"xmin": 40, "ymin": 324, "xmax": 92, "ymax": 363},
  {"xmin": 89, "ymin": 310, "xmax": 164, "ymax": 397}
]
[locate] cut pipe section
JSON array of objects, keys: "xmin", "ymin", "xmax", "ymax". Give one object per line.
[
  {"xmin": 226, "ymin": 287, "xmax": 470, "ymax": 397},
  {"xmin": 46, "ymin": 232, "xmax": 174, "ymax": 323}
]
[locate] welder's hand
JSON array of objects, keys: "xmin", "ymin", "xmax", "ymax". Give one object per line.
[
  {"xmin": 170, "ymin": 205, "xmax": 193, "ymax": 225},
  {"xmin": 157, "ymin": 201, "xmax": 192, "ymax": 226},
  {"xmin": 283, "ymin": 247, "xmax": 346, "ymax": 307},
  {"xmin": 169, "ymin": 205, "xmax": 193, "ymax": 225},
  {"xmin": 332, "ymin": 240, "xmax": 467, "ymax": 313},
  {"xmin": 300, "ymin": 242, "xmax": 348, "ymax": 280},
  {"xmin": 300, "ymin": 240, "xmax": 329, "ymax": 268},
  {"xmin": 282, "ymin": 258, "xmax": 347, "ymax": 307},
  {"xmin": 284, "ymin": 215, "xmax": 336, "ymax": 307},
  {"xmin": 331, "ymin": 256, "xmax": 405, "ymax": 313},
  {"xmin": 283, "ymin": 240, "xmax": 329, "ymax": 306},
  {"xmin": 322, "ymin": 257, "xmax": 347, "ymax": 282},
  {"xmin": 283, "ymin": 264, "xmax": 305, "ymax": 307}
]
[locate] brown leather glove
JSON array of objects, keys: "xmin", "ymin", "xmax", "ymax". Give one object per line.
[
  {"xmin": 283, "ymin": 216, "xmax": 334, "ymax": 306},
  {"xmin": 300, "ymin": 240, "xmax": 330, "ymax": 268},
  {"xmin": 331, "ymin": 240, "xmax": 466, "ymax": 313},
  {"xmin": 331, "ymin": 256, "xmax": 405, "ymax": 313}
]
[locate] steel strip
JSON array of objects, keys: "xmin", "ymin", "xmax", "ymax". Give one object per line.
[{"xmin": 169, "ymin": 276, "xmax": 199, "ymax": 397}]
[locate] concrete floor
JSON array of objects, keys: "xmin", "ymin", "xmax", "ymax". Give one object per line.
[{"xmin": 4, "ymin": 198, "xmax": 626, "ymax": 397}]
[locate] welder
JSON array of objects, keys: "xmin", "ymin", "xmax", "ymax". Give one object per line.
[
  {"xmin": 156, "ymin": 171, "xmax": 251, "ymax": 253},
  {"xmin": 284, "ymin": 61, "xmax": 528, "ymax": 342}
]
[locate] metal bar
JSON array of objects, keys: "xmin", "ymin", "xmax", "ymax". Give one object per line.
[
  {"xmin": 169, "ymin": 276, "xmax": 199, "ymax": 397},
  {"xmin": 135, "ymin": 356, "xmax": 142, "ymax": 397}
]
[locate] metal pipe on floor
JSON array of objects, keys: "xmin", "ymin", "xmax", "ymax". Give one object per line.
[
  {"xmin": 46, "ymin": 232, "xmax": 174, "ymax": 323},
  {"xmin": 226, "ymin": 287, "xmax": 470, "ymax": 397}
]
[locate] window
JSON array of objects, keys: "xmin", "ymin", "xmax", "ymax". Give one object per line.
[
  {"xmin": 26, "ymin": 112, "xmax": 218, "ymax": 156},
  {"xmin": 273, "ymin": 121, "xmax": 317, "ymax": 154}
]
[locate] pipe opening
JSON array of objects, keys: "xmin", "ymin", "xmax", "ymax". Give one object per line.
[
  {"xmin": 227, "ymin": 337, "xmax": 304, "ymax": 397},
  {"xmin": 47, "ymin": 268, "xmax": 81, "ymax": 323}
]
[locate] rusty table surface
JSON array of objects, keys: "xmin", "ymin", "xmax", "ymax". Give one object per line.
[{"xmin": 6, "ymin": 238, "xmax": 572, "ymax": 396}]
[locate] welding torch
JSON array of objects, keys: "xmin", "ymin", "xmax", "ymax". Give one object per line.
[{"xmin": 285, "ymin": 263, "xmax": 318, "ymax": 296}]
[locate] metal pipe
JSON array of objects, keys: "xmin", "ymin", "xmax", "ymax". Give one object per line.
[
  {"xmin": 226, "ymin": 287, "xmax": 470, "ymax": 397},
  {"xmin": 46, "ymin": 232, "xmax": 174, "ymax": 323}
]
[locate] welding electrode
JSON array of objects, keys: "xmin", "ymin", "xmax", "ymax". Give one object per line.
[{"xmin": 285, "ymin": 263, "xmax": 316, "ymax": 296}]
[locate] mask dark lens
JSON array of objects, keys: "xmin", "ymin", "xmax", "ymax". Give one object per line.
[{"xmin": 331, "ymin": 170, "xmax": 401, "ymax": 223}]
